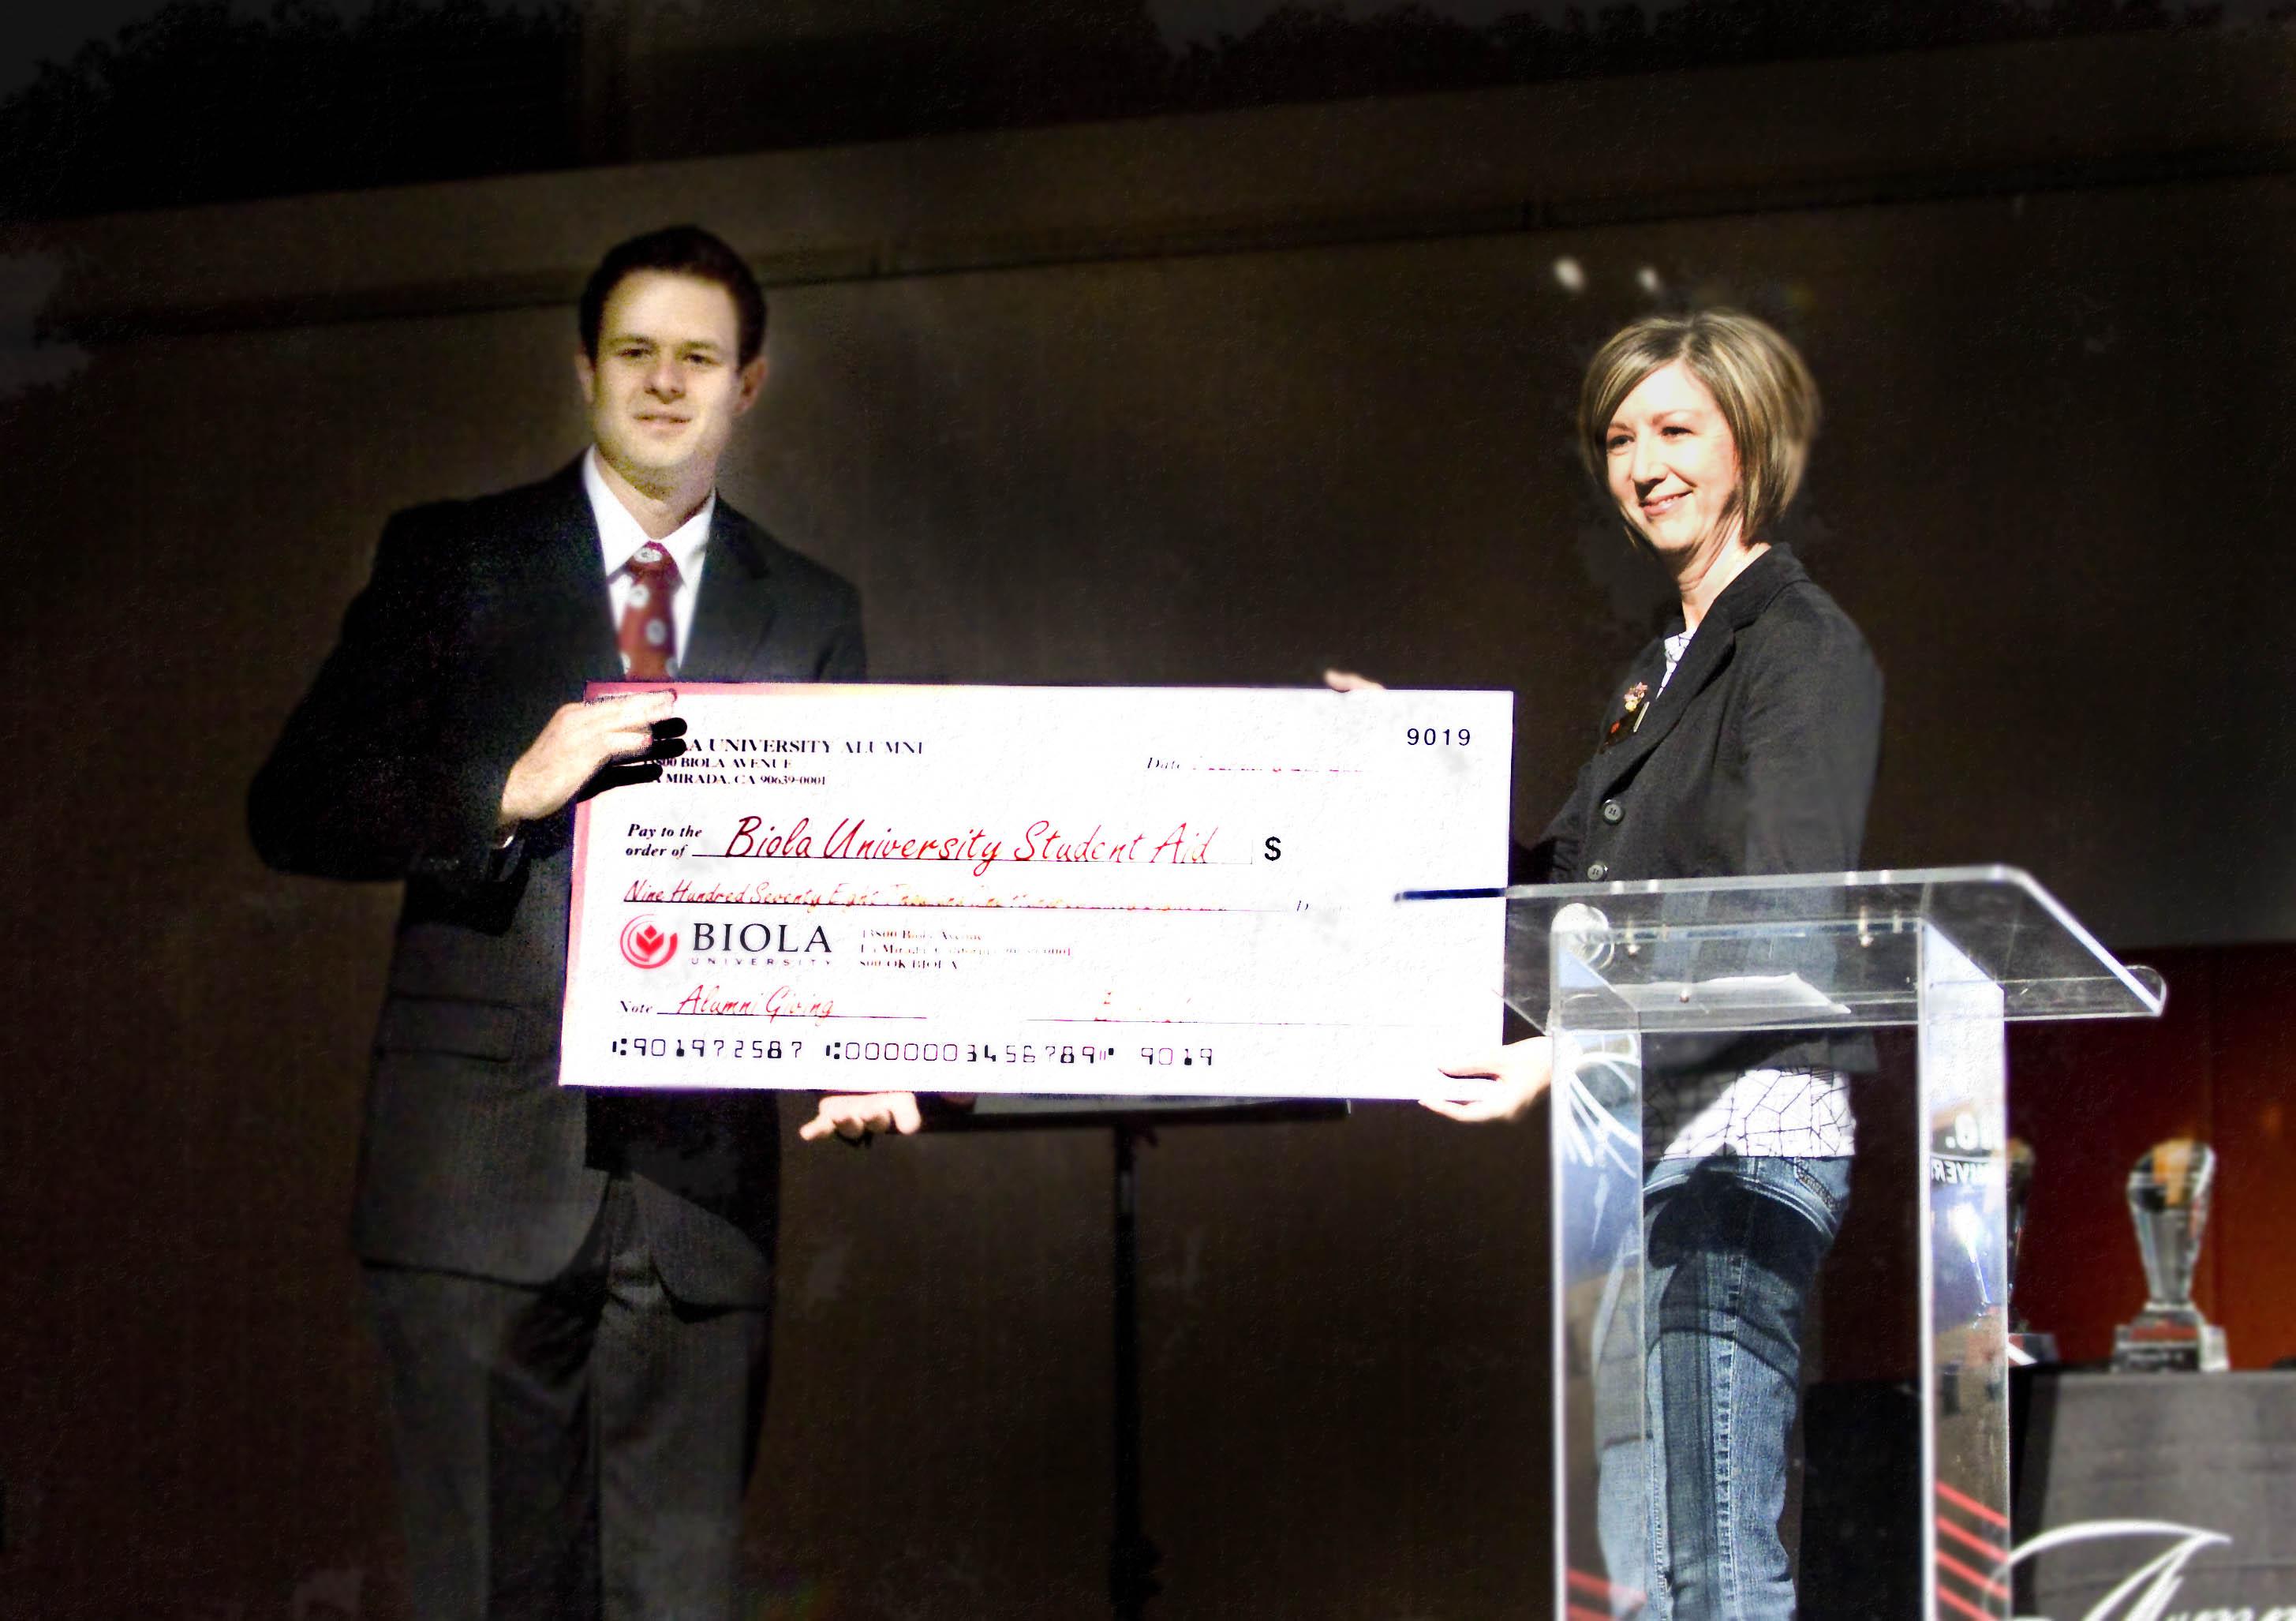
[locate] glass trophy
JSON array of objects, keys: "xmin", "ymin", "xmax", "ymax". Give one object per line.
[{"xmin": 2111, "ymin": 1138, "xmax": 2228, "ymax": 1373}]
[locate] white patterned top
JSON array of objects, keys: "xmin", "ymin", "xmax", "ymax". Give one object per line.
[
  {"xmin": 1660, "ymin": 624, "xmax": 1695, "ymax": 686},
  {"xmin": 1644, "ymin": 1068, "xmax": 1857, "ymax": 1162}
]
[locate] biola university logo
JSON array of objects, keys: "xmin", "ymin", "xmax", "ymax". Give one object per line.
[
  {"xmin": 691, "ymin": 920, "xmax": 833, "ymax": 955},
  {"xmin": 619, "ymin": 915, "xmax": 679, "ymax": 970},
  {"xmin": 617, "ymin": 914, "xmax": 834, "ymax": 968}
]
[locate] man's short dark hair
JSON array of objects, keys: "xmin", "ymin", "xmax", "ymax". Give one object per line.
[{"xmin": 579, "ymin": 225, "xmax": 767, "ymax": 365}]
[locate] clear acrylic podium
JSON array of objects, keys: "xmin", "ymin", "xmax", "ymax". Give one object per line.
[{"xmin": 1411, "ymin": 867, "xmax": 2163, "ymax": 1621}]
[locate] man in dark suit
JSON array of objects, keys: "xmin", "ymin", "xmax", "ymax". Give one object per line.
[{"xmin": 249, "ymin": 225, "xmax": 862, "ymax": 1619}]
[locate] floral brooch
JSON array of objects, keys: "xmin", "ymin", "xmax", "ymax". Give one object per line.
[{"xmin": 1601, "ymin": 681, "xmax": 1651, "ymax": 751}]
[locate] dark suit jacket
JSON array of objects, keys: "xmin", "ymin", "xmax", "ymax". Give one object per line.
[
  {"xmin": 1521, "ymin": 544, "xmax": 1883, "ymax": 1073},
  {"xmin": 249, "ymin": 461, "xmax": 864, "ymax": 1305}
]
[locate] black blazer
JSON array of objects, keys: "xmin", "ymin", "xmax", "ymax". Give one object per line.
[
  {"xmin": 249, "ymin": 462, "xmax": 865, "ymax": 1305},
  {"xmin": 1522, "ymin": 545, "xmax": 1883, "ymax": 1073}
]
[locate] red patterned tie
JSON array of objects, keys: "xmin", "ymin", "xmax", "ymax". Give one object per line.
[{"xmin": 618, "ymin": 543, "xmax": 682, "ymax": 679}]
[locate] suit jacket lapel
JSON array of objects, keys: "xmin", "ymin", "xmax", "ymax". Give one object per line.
[
  {"xmin": 680, "ymin": 501, "xmax": 777, "ymax": 682},
  {"xmin": 1590, "ymin": 545, "xmax": 1807, "ymax": 792},
  {"xmin": 1595, "ymin": 621, "xmax": 1733, "ymax": 788},
  {"xmin": 525, "ymin": 461, "xmax": 623, "ymax": 689}
]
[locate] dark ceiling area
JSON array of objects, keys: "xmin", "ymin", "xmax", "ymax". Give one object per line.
[{"xmin": 0, "ymin": 0, "xmax": 2247, "ymax": 222}]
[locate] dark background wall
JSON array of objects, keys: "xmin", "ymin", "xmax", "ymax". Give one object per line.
[{"xmin": 2, "ymin": 21, "xmax": 2294, "ymax": 1619}]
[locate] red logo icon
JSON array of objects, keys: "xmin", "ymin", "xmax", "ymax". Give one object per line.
[{"xmin": 619, "ymin": 915, "xmax": 679, "ymax": 969}]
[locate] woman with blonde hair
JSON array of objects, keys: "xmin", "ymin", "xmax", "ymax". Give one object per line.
[{"xmin": 1427, "ymin": 308, "xmax": 1882, "ymax": 1621}]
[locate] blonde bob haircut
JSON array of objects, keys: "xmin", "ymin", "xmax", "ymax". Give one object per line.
[{"xmin": 1578, "ymin": 309, "xmax": 1820, "ymax": 548}]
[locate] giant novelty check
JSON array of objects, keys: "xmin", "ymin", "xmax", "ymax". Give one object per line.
[{"xmin": 563, "ymin": 685, "xmax": 1510, "ymax": 1099}]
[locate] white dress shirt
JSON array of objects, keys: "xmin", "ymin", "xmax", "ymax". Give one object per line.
[{"xmin": 583, "ymin": 447, "xmax": 714, "ymax": 674}]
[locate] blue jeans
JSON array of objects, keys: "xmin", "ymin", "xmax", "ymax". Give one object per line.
[{"xmin": 1604, "ymin": 1155, "xmax": 1851, "ymax": 1621}]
